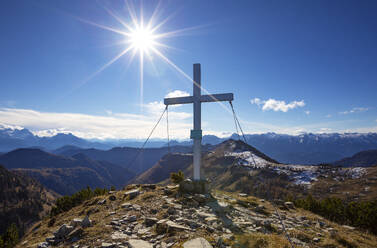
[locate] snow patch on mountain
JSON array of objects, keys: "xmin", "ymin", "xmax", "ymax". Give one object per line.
[{"xmin": 225, "ymin": 151, "xmax": 271, "ymax": 167}]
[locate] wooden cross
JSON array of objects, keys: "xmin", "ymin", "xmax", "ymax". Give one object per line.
[{"xmin": 164, "ymin": 64, "xmax": 233, "ymax": 180}]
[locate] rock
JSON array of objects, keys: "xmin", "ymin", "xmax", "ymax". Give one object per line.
[
  {"xmin": 284, "ymin": 202, "xmax": 295, "ymax": 209},
  {"xmin": 53, "ymin": 224, "xmax": 74, "ymax": 239},
  {"xmin": 125, "ymin": 215, "xmax": 137, "ymax": 222},
  {"xmin": 109, "ymin": 195, "xmax": 116, "ymax": 201},
  {"xmin": 45, "ymin": 236, "xmax": 59, "ymax": 245},
  {"xmin": 238, "ymin": 193, "xmax": 247, "ymax": 197},
  {"xmin": 67, "ymin": 227, "xmax": 83, "ymax": 241},
  {"xmin": 70, "ymin": 218, "xmax": 83, "ymax": 228},
  {"xmin": 179, "ymin": 179, "xmax": 209, "ymax": 194},
  {"xmin": 255, "ymin": 205, "xmax": 265, "ymax": 212},
  {"xmin": 144, "ymin": 217, "xmax": 158, "ymax": 227},
  {"xmin": 37, "ymin": 242, "xmax": 49, "ymax": 248},
  {"xmin": 183, "ymin": 237, "xmax": 213, "ymax": 248},
  {"xmin": 342, "ymin": 225, "xmax": 355, "ymax": 230},
  {"xmin": 125, "ymin": 189, "xmax": 140, "ymax": 200},
  {"xmin": 205, "ymin": 216, "xmax": 217, "ymax": 224},
  {"xmin": 193, "ymin": 194, "xmax": 207, "ymax": 204},
  {"xmin": 111, "ymin": 231, "xmax": 129, "ymax": 240},
  {"xmin": 313, "ymin": 237, "xmax": 320, "ymax": 243},
  {"xmin": 167, "ymin": 207, "xmax": 176, "ymax": 215},
  {"xmin": 141, "ymin": 184, "xmax": 156, "ymax": 190},
  {"xmin": 101, "ymin": 242, "xmax": 116, "ymax": 248},
  {"xmin": 166, "ymin": 220, "xmax": 190, "ymax": 233},
  {"xmin": 156, "ymin": 219, "xmax": 190, "ymax": 234},
  {"xmin": 127, "ymin": 239, "xmax": 153, "ymax": 248},
  {"xmin": 82, "ymin": 215, "xmax": 92, "ymax": 228},
  {"xmin": 98, "ymin": 199, "xmax": 107, "ymax": 205},
  {"xmin": 121, "ymin": 203, "xmax": 132, "ymax": 209},
  {"xmin": 197, "ymin": 211, "xmax": 216, "ymax": 219},
  {"xmin": 156, "ymin": 219, "xmax": 169, "ymax": 234}
]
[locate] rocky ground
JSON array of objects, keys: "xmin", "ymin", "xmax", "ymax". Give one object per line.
[{"xmin": 18, "ymin": 184, "xmax": 377, "ymax": 248}]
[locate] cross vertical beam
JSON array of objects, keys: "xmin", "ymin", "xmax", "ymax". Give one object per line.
[
  {"xmin": 164, "ymin": 63, "xmax": 233, "ymax": 181},
  {"xmin": 193, "ymin": 63, "xmax": 201, "ymax": 180}
]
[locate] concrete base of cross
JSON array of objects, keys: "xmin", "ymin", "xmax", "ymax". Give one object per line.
[{"xmin": 179, "ymin": 179, "xmax": 209, "ymax": 194}]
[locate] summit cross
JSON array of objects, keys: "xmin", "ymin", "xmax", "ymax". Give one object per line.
[{"xmin": 164, "ymin": 63, "xmax": 234, "ymax": 181}]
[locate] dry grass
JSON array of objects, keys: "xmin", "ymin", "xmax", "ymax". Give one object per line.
[{"xmin": 234, "ymin": 233, "xmax": 292, "ymax": 248}]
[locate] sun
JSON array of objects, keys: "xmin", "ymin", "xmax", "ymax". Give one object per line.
[
  {"xmin": 75, "ymin": 2, "xmax": 202, "ymax": 109},
  {"xmin": 129, "ymin": 26, "xmax": 156, "ymax": 52}
]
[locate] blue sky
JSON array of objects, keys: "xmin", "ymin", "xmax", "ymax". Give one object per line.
[{"xmin": 0, "ymin": 0, "xmax": 376, "ymax": 140}]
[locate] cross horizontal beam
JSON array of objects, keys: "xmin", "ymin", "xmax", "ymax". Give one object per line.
[{"xmin": 164, "ymin": 93, "xmax": 233, "ymax": 105}]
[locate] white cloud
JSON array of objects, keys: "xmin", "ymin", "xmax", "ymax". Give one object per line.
[
  {"xmin": 339, "ymin": 107, "xmax": 369, "ymax": 115},
  {"xmin": 250, "ymin": 98, "xmax": 305, "ymax": 112},
  {"xmin": 0, "ymin": 106, "xmax": 192, "ymax": 140},
  {"xmin": 165, "ymin": 90, "xmax": 190, "ymax": 98},
  {"xmin": 319, "ymin": 128, "xmax": 332, "ymax": 133},
  {"xmin": 304, "ymin": 111, "xmax": 310, "ymax": 115},
  {"xmin": 326, "ymin": 114, "xmax": 332, "ymax": 118},
  {"xmin": 250, "ymin": 98, "xmax": 262, "ymax": 106}
]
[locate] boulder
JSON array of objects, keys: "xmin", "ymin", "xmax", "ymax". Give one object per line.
[
  {"xmin": 179, "ymin": 179, "xmax": 209, "ymax": 194},
  {"xmin": 81, "ymin": 215, "xmax": 92, "ymax": 228},
  {"xmin": 109, "ymin": 195, "xmax": 116, "ymax": 201},
  {"xmin": 67, "ymin": 227, "xmax": 83, "ymax": 241},
  {"xmin": 180, "ymin": 179, "xmax": 195, "ymax": 192},
  {"xmin": 53, "ymin": 224, "xmax": 74, "ymax": 239},
  {"xmin": 183, "ymin": 237, "xmax": 213, "ymax": 248},
  {"xmin": 124, "ymin": 189, "xmax": 140, "ymax": 200},
  {"xmin": 128, "ymin": 239, "xmax": 153, "ymax": 248},
  {"xmin": 98, "ymin": 199, "xmax": 107, "ymax": 205},
  {"xmin": 70, "ymin": 218, "xmax": 83, "ymax": 228},
  {"xmin": 284, "ymin": 202, "xmax": 295, "ymax": 209}
]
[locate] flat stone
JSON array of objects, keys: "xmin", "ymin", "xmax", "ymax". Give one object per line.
[
  {"xmin": 197, "ymin": 211, "xmax": 216, "ymax": 219},
  {"xmin": 183, "ymin": 237, "xmax": 213, "ymax": 248},
  {"xmin": 111, "ymin": 231, "xmax": 129, "ymax": 240},
  {"xmin": 205, "ymin": 216, "xmax": 217, "ymax": 224},
  {"xmin": 342, "ymin": 225, "xmax": 355, "ymax": 230},
  {"xmin": 98, "ymin": 199, "xmax": 107, "ymax": 205},
  {"xmin": 120, "ymin": 202, "xmax": 132, "ymax": 209},
  {"xmin": 101, "ymin": 242, "xmax": 115, "ymax": 248},
  {"xmin": 128, "ymin": 239, "xmax": 153, "ymax": 248},
  {"xmin": 125, "ymin": 189, "xmax": 140, "ymax": 200}
]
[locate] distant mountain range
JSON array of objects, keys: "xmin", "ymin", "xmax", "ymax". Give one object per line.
[
  {"xmin": 0, "ymin": 149, "xmax": 135, "ymax": 195},
  {"xmin": 2, "ymin": 125, "xmax": 377, "ymax": 165}
]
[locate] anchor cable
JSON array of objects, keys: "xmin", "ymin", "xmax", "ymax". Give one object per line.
[
  {"xmin": 127, "ymin": 105, "xmax": 168, "ymax": 170},
  {"xmin": 229, "ymin": 101, "xmax": 295, "ymax": 248},
  {"xmin": 166, "ymin": 105, "xmax": 171, "ymax": 154},
  {"xmin": 229, "ymin": 101, "xmax": 257, "ymax": 167}
]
